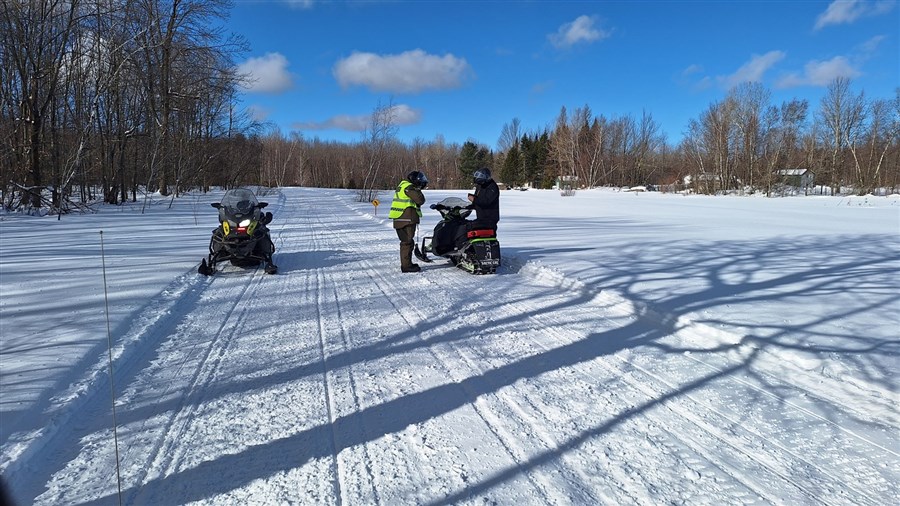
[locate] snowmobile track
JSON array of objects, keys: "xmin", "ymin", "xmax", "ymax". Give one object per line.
[
  {"xmin": 0, "ymin": 269, "xmax": 214, "ymax": 499},
  {"xmin": 129, "ymin": 266, "xmax": 270, "ymax": 503},
  {"xmin": 308, "ymin": 207, "xmax": 376, "ymax": 505},
  {"xmin": 504, "ymin": 292, "xmax": 892, "ymax": 505},
  {"xmin": 323, "ymin": 202, "xmax": 565, "ymax": 504},
  {"xmin": 333, "ymin": 193, "xmax": 844, "ymax": 504},
  {"xmin": 12, "ymin": 188, "xmax": 894, "ymax": 505}
]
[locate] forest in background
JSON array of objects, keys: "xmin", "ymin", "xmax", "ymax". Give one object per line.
[{"xmin": 2, "ymin": 0, "xmax": 898, "ymax": 216}]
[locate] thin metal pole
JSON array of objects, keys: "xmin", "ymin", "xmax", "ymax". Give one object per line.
[{"xmin": 100, "ymin": 231, "xmax": 124, "ymax": 506}]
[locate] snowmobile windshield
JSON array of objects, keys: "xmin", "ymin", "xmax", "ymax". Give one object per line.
[
  {"xmin": 436, "ymin": 197, "xmax": 470, "ymax": 209},
  {"xmin": 221, "ymin": 189, "xmax": 259, "ymax": 214},
  {"xmin": 434, "ymin": 196, "xmax": 472, "ymax": 219}
]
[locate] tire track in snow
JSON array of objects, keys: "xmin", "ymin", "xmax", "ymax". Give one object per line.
[
  {"xmin": 447, "ymin": 290, "xmax": 799, "ymax": 504},
  {"xmin": 314, "ymin": 200, "xmax": 480, "ymax": 504}
]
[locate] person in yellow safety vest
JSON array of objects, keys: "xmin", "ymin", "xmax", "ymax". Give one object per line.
[{"xmin": 389, "ymin": 171, "xmax": 428, "ymax": 272}]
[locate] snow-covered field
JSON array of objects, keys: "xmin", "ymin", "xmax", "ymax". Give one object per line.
[{"xmin": 1, "ymin": 187, "xmax": 898, "ymax": 505}]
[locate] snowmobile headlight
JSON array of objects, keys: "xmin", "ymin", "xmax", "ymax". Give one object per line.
[{"xmin": 238, "ymin": 219, "xmax": 251, "ymax": 227}]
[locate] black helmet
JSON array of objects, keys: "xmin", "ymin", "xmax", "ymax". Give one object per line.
[
  {"xmin": 473, "ymin": 167, "xmax": 492, "ymax": 185},
  {"xmin": 407, "ymin": 170, "xmax": 428, "ymax": 189}
]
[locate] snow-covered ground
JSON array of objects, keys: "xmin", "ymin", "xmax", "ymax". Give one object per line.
[{"xmin": 1, "ymin": 187, "xmax": 898, "ymax": 505}]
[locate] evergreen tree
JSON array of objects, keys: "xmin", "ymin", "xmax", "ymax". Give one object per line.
[
  {"xmin": 521, "ymin": 131, "xmax": 552, "ymax": 188},
  {"xmin": 521, "ymin": 135, "xmax": 535, "ymax": 186},
  {"xmin": 500, "ymin": 143, "xmax": 521, "ymax": 186},
  {"xmin": 458, "ymin": 141, "xmax": 481, "ymax": 182},
  {"xmin": 458, "ymin": 141, "xmax": 493, "ymax": 185}
]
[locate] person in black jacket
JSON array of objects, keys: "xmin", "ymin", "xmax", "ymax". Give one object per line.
[{"xmin": 467, "ymin": 167, "xmax": 499, "ymax": 231}]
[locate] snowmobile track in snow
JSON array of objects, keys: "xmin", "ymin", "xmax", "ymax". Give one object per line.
[
  {"xmin": 333, "ymin": 192, "xmax": 897, "ymax": 505},
  {"xmin": 500, "ymin": 292, "xmax": 894, "ymax": 505},
  {"xmin": 328, "ymin": 226, "xmax": 560, "ymax": 503},
  {"xmin": 128, "ymin": 267, "xmax": 270, "ymax": 503},
  {"xmin": 9, "ymin": 188, "xmax": 895, "ymax": 505}
]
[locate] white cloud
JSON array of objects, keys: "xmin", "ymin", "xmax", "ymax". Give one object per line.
[
  {"xmin": 814, "ymin": 0, "xmax": 897, "ymax": 30},
  {"xmin": 776, "ymin": 56, "xmax": 862, "ymax": 87},
  {"xmin": 293, "ymin": 104, "xmax": 422, "ymax": 132},
  {"xmin": 719, "ymin": 51, "xmax": 786, "ymax": 88},
  {"xmin": 236, "ymin": 53, "xmax": 294, "ymax": 94},
  {"xmin": 333, "ymin": 50, "xmax": 471, "ymax": 93},
  {"xmin": 549, "ymin": 15, "xmax": 610, "ymax": 48},
  {"xmin": 385, "ymin": 104, "xmax": 422, "ymax": 125}
]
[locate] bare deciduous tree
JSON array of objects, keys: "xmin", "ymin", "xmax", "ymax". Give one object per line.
[
  {"xmin": 818, "ymin": 77, "xmax": 865, "ymax": 194},
  {"xmin": 358, "ymin": 99, "xmax": 398, "ymax": 202},
  {"xmin": 847, "ymin": 95, "xmax": 899, "ymax": 194}
]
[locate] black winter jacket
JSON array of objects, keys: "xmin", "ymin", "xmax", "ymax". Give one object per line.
[{"xmin": 470, "ymin": 179, "xmax": 499, "ymax": 229}]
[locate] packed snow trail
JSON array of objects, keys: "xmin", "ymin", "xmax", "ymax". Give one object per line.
[{"xmin": 6, "ymin": 188, "xmax": 897, "ymax": 505}]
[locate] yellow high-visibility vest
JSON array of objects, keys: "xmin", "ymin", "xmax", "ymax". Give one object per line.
[{"xmin": 388, "ymin": 180, "xmax": 422, "ymax": 219}]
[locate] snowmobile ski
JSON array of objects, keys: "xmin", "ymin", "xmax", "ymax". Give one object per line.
[{"xmin": 414, "ymin": 243, "xmax": 433, "ymax": 263}]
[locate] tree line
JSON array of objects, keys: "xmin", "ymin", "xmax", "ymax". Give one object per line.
[{"xmin": 2, "ymin": 1, "xmax": 898, "ymax": 215}]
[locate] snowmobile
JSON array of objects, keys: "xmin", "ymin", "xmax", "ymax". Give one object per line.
[
  {"xmin": 198, "ymin": 188, "xmax": 278, "ymax": 275},
  {"xmin": 414, "ymin": 196, "xmax": 501, "ymax": 274}
]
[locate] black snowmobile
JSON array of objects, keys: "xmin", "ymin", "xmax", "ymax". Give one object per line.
[
  {"xmin": 198, "ymin": 188, "xmax": 277, "ymax": 275},
  {"xmin": 414, "ymin": 197, "xmax": 501, "ymax": 274}
]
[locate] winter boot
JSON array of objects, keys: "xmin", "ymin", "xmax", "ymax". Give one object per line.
[{"xmin": 400, "ymin": 243, "xmax": 420, "ymax": 272}]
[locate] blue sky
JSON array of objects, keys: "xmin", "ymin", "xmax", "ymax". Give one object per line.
[{"xmin": 225, "ymin": 0, "xmax": 899, "ymax": 149}]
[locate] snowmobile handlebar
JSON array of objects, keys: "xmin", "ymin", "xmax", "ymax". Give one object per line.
[
  {"xmin": 211, "ymin": 201, "xmax": 269, "ymax": 209},
  {"xmin": 430, "ymin": 203, "xmax": 471, "ymax": 211}
]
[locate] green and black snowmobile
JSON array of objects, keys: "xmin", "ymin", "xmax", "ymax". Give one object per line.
[{"xmin": 414, "ymin": 197, "xmax": 501, "ymax": 274}]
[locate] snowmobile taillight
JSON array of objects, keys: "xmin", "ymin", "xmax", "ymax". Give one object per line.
[{"xmin": 467, "ymin": 229, "xmax": 495, "ymax": 239}]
